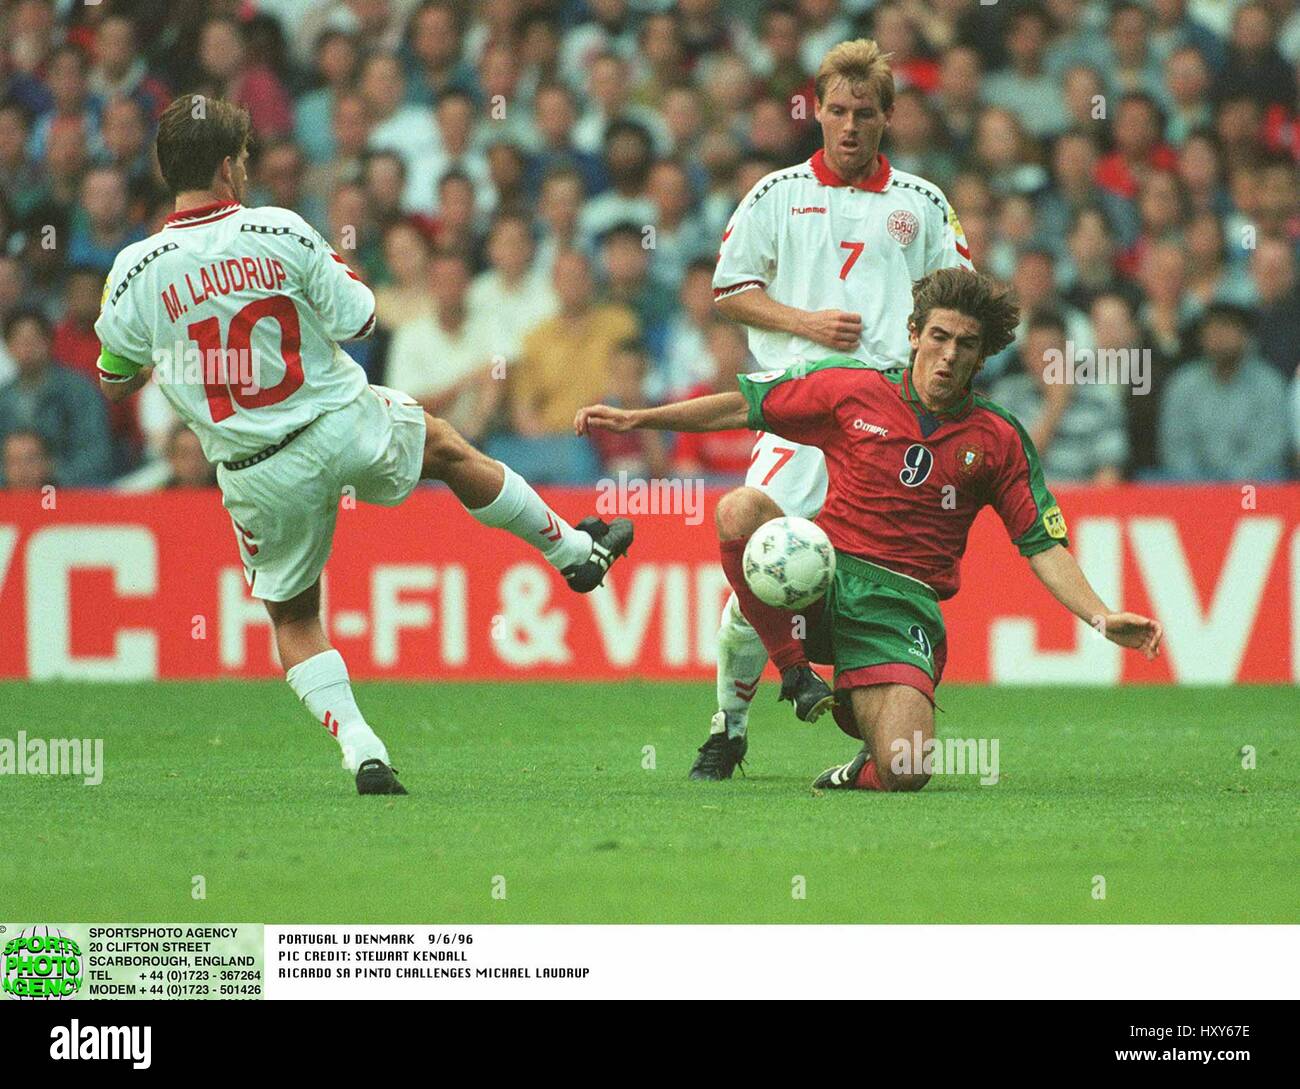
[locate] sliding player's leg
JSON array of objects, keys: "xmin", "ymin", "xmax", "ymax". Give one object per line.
[
  {"xmin": 419, "ymin": 411, "xmax": 631, "ymax": 591},
  {"xmin": 811, "ymin": 557, "xmax": 946, "ymax": 792},
  {"xmin": 814, "ymin": 684, "xmax": 934, "ymax": 792},
  {"xmin": 715, "ymin": 486, "xmax": 833, "ymax": 715},
  {"xmin": 692, "ymin": 456, "xmax": 833, "ymax": 778},
  {"xmin": 696, "ymin": 438, "xmax": 831, "ymax": 776},
  {"xmin": 270, "ymin": 582, "xmax": 406, "ymax": 795}
]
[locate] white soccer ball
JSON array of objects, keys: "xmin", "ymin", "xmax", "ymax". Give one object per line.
[{"xmin": 742, "ymin": 516, "xmax": 836, "ymax": 609}]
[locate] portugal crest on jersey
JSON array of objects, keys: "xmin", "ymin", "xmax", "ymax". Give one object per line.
[
  {"xmin": 956, "ymin": 442, "xmax": 983, "ymax": 475},
  {"xmin": 887, "ymin": 209, "xmax": 919, "ymax": 246}
]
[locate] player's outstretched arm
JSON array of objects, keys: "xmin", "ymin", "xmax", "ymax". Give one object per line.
[
  {"xmin": 575, "ymin": 392, "xmax": 748, "ymax": 436},
  {"xmin": 1028, "ymin": 545, "xmax": 1164, "ymax": 660}
]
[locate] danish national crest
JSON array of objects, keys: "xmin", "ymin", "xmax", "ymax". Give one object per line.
[{"xmin": 887, "ymin": 209, "xmax": 919, "ymax": 246}]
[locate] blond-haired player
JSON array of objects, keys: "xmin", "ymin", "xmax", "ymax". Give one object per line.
[
  {"xmin": 697, "ymin": 39, "xmax": 973, "ymax": 779},
  {"xmin": 95, "ymin": 96, "xmax": 633, "ymax": 795}
]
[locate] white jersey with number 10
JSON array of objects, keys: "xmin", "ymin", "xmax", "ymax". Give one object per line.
[{"xmin": 94, "ymin": 201, "xmax": 375, "ymax": 463}]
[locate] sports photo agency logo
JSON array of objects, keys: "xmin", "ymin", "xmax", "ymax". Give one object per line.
[{"xmin": 2, "ymin": 926, "xmax": 84, "ymax": 999}]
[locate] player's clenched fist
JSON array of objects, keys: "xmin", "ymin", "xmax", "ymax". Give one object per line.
[
  {"xmin": 575, "ymin": 404, "xmax": 639, "ymax": 435},
  {"xmin": 799, "ymin": 309, "xmax": 863, "ymax": 352}
]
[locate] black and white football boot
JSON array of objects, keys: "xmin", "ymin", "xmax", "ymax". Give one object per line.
[
  {"xmin": 812, "ymin": 747, "xmax": 869, "ymax": 790},
  {"xmin": 779, "ymin": 664, "xmax": 835, "ymax": 722},
  {"xmin": 689, "ymin": 712, "xmax": 748, "ymax": 780},
  {"xmin": 356, "ymin": 758, "xmax": 408, "ymax": 795},
  {"xmin": 562, "ymin": 516, "xmax": 634, "ymax": 592}
]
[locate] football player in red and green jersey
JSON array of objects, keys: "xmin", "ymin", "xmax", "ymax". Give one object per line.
[{"xmin": 576, "ymin": 268, "xmax": 1163, "ymax": 792}]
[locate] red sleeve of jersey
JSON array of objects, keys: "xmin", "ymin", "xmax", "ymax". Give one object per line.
[
  {"xmin": 985, "ymin": 416, "xmax": 1067, "ymax": 556},
  {"xmin": 990, "ymin": 443, "xmax": 1039, "ymax": 540},
  {"xmin": 750, "ymin": 372, "xmax": 839, "ymax": 448}
]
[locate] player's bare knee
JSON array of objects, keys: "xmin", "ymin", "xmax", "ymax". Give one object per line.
[
  {"xmin": 875, "ymin": 761, "xmax": 930, "ymax": 793},
  {"xmin": 715, "ymin": 487, "xmax": 781, "ymax": 540},
  {"xmin": 896, "ymin": 771, "xmax": 932, "ymax": 792},
  {"xmin": 422, "ymin": 416, "xmax": 472, "ymax": 477},
  {"xmin": 265, "ymin": 584, "xmax": 319, "ymax": 628}
]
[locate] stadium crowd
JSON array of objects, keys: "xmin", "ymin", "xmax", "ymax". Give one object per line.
[{"xmin": 0, "ymin": 0, "xmax": 1298, "ymax": 490}]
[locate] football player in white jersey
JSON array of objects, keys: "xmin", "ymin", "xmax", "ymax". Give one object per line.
[
  {"xmin": 694, "ymin": 39, "xmax": 974, "ymax": 780},
  {"xmin": 95, "ymin": 95, "xmax": 633, "ymax": 795}
]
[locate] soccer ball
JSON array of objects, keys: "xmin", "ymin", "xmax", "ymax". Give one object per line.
[{"xmin": 742, "ymin": 517, "xmax": 835, "ymax": 609}]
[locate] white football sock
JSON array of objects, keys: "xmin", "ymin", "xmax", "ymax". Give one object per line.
[
  {"xmin": 286, "ymin": 649, "xmax": 389, "ymax": 772},
  {"xmin": 715, "ymin": 593, "xmax": 769, "ymax": 739},
  {"xmin": 465, "ymin": 461, "xmax": 592, "ymax": 570}
]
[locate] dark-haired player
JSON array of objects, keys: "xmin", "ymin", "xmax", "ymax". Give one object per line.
[
  {"xmin": 704, "ymin": 36, "xmax": 973, "ymax": 781},
  {"xmin": 577, "ymin": 268, "xmax": 1162, "ymax": 791}
]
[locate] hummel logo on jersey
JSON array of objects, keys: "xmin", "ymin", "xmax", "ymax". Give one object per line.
[
  {"xmin": 852, "ymin": 419, "xmax": 888, "ymax": 436},
  {"xmin": 790, "ymin": 206, "xmax": 827, "ymax": 215}
]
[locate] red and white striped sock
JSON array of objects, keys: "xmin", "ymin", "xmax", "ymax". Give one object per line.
[
  {"xmin": 715, "ymin": 593, "xmax": 768, "ymax": 738},
  {"xmin": 286, "ymin": 650, "xmax": 389, "ymax": 772},
  {"xmin": 719, "ymin": 537, "xmax": 807, "ymax": 672},
  {"xmin": 465, "ymin": 462, "xmax": 592, "ymax": 570}
]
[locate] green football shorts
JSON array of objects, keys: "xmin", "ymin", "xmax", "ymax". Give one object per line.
[{"xmin": 802, "ymin": 552, "xmax": 948, "ymax": 704}]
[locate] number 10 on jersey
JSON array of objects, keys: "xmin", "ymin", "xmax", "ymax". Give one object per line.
[{"xmin": 187, "ymin": 294, "xmax": 305, "ymax": 422}]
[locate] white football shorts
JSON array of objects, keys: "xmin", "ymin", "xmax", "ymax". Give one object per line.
[
  {"xmin": 217, "ymin": 385, "xmax": 427, "ymax": 602},
  {"xmin": 743, "ymin": 432, "xmax": 828, "ymax": 519}
]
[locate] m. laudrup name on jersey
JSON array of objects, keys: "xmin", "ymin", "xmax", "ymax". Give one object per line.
[{"xmin": 95, "ymin": 202, "xmax": 375, "ymax": 462}]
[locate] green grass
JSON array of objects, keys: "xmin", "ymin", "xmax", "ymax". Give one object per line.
[{"xmin": 1, "ymin": 682, "xmax": 1295, "ymax": 923}]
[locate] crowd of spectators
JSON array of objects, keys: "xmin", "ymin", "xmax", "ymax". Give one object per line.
[{"xmin": 0, "ymin": 0, "xmax": 1298, "ymax": 491}]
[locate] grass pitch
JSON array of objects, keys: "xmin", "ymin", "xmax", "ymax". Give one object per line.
[{"xmin": 1, "ymin": 682, "xmax": 1295, "ymax": 924}]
